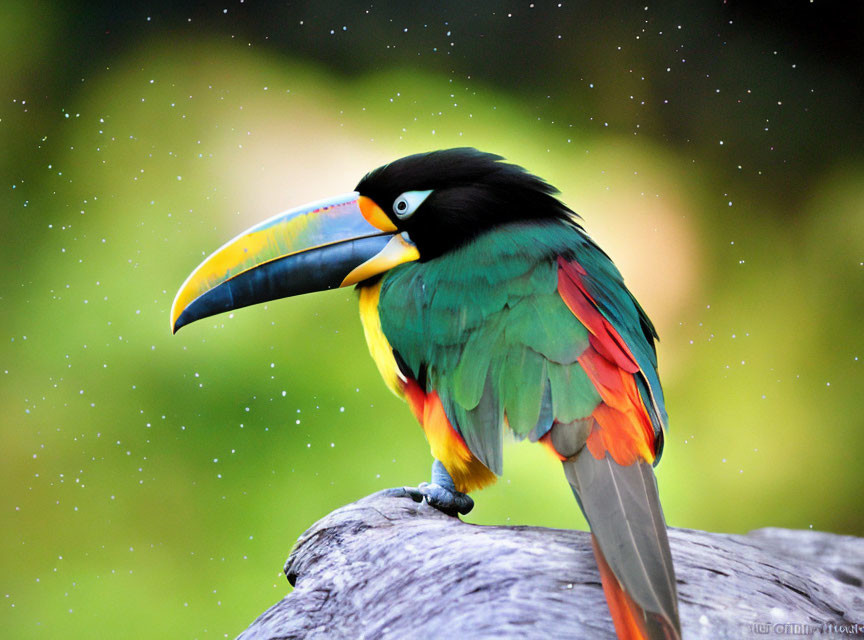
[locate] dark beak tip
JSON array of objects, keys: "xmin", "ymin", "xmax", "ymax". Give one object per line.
[{"xmin": 172, "ymin": 312, "xmax": 191, "ymax": 335}]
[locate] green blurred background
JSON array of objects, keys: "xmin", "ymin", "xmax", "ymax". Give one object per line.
[{"xmin": 2, "ymin": 1, "xmax": 862, "ymax": 637}]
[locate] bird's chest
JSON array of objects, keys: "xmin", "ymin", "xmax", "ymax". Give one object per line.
[
  {"xmin": 362, "ymin": 231, "xmax": 567, "ymax": 403},
  {"xmin": 375, "ymin": 264, "xmax": 507, "ymax": 373},
  {"xmin": 358, "ymin": 269, "xmax": 481, "ymax": 390},
  {"xmin": 359, "ymin": 269, "xmax": 479, "ymax": 396}
]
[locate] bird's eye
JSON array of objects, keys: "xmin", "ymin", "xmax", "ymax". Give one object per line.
[{"xmin": 392, "ymin": 190, "xmax": 433, "ymax": 220}]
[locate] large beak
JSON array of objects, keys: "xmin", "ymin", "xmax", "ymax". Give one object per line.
[{"xmin": 170, "ymin": 192, "xmax": 418, "ymax": 333}]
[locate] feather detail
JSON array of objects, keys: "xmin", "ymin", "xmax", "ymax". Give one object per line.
[
  {"xmin": 376, "ymin": 222, "xmax": 666, "ymax": 476},
  {"xmin": 358, "ymin": 281, "xmax": 405, "ymax": 398},
  {"xmin": 558, "ymin": 258, "xmax": 640, "ymax": 373},
  {"xmin": 378, "ymin": 226, "xmax": 596, "ymax": 474},
  {"xmin": 565, "ymin": 451, "xmax": 681, "ymax": 640},
  {"xmin": 558, "ymin": 257, "xmax": 657, "ymax": 465},
  {"xmin": 404, "ymin": 378, "xmax": 497, "ymax": 493},
  {"xmin": 592, "ymin": 536, "xmax": 655, "ymax": 640}
]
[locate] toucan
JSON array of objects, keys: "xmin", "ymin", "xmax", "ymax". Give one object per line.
[{"xmin": 171, "ymin": 148, "xmax": 681, "ymax": 640}]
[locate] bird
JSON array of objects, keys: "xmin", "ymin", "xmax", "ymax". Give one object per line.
[{"xmin": 171, "ymin": 148, "xmax": 681, "ymax": 640}]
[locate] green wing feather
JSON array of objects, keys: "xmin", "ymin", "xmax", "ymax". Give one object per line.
[{"xmin": 378, "ymin": 221, "xmax": 601, "ymax": 474}]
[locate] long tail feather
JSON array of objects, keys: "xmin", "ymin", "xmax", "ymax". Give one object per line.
[
  {"xmin": 564, "ymin": 450, "xmax": 681, "ymax": 640},
  {"xmin": 592, "ymin": 535, "xmax": 653, "ymax": 640}
]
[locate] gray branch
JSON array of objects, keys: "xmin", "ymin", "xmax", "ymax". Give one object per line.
[{"xmin": 237, "ymin": 490, "xmax": 864, "ymax": 639}]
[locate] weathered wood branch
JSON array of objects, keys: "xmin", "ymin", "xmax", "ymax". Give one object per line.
[{"xmin": 238, "ymin": 489, "xmax": 864, "ymax": 639}]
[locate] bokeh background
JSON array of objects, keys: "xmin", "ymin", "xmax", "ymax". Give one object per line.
[{"xmin": 2, "ymin": 1, "xmax": 862, "ymax": 637}]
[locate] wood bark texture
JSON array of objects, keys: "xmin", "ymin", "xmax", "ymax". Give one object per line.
[{"xmin": 237, "ymin": 489, "xmax": 864, "ymax": 639}]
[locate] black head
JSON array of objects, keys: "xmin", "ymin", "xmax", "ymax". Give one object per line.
[{"xmin": 355, "ymin": 148, "xmax": 578, "ymax": 260}]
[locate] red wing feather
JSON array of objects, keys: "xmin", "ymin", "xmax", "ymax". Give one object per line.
[
  {"xmin": 557, "ymin": 257, "xmax": 656, "ymax": 465},
  {"xmin": 558, "ymin": 258, "xmax": 640, "ymax": 374}
]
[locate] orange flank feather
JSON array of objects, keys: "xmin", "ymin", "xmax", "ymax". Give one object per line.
[
  {"xmin": 592, "ymin": 536, "xmax": 653, "ymax": 640},
  {"xmin": 403, "ymin": 378, "xmax": 497, "ymax": 493},
  {"xmin": 557, "ymin": 258, "xmax": 656, "ymax": 466},
  {"xmin": 579, "ymin": 354, "xmax": 655, "ymax": 465}
]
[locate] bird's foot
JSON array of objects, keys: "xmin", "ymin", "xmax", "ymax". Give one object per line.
[{"xmin": 383, "ymin": 483, "xmax": 474, "ymax": 517}]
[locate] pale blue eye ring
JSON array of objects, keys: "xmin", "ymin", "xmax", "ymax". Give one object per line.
[{"xmin": 392, "ymin": 190, "xmax": 433, "ymax": 220}]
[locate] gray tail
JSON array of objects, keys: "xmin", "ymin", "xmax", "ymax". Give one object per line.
[{"xmin": 564, "ymin": 449, "xmax": 681, "ymax": 640}]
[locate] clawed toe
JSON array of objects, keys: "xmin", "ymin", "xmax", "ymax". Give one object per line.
[
  {"xmin": 416, "ymin": 482, "xmax": 474, "ymax": 516},
  {"xmin": 382, "ymin": 484, "xmax": 474, "ymax": 516}
]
